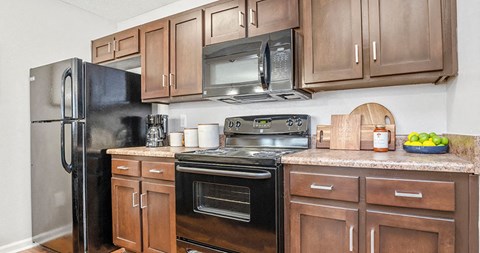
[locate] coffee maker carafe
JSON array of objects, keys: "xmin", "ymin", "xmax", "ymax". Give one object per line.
[{"xmin": 146, "ymin": 114, "xmax": 168, "ymax": 147}]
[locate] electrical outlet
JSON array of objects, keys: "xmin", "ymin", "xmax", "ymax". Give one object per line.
[{"xmin": 180, "ymin": 114, "xmax": 187, "ymax": 128}]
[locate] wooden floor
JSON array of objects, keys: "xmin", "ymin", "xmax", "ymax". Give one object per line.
[{"xmin": 18, "ymin": 246, "xmax": 125, "ymax": 253}]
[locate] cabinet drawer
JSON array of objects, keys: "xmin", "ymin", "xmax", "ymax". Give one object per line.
[
  {"xmin": 112, "ymin": 159, "xmax": 141, "ymax": 177},
  {"xmin": 290, "ymin": 172, "xmax": 359, "ymax": 202},
  {"xmin": 142, "ymin": 161, "xmax": 175, "ymax": 181},
  {"xmin": 366, "ymin": 178, "xmax": 455, "ymax": 211}
]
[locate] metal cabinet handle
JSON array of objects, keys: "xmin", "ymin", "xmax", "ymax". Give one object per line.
[
  {"xmin": 107, "ymin": 42, "xmax": 111, "ymax": 53},
  {"xmin": 310, "ymin": 183, "xmax": 333, "ymax": 191},
  {"xmin": 370, "ymin": 229, "xmax": 375, "ymax": 253},
  {"xmin": 239, "ymin": 11, "xmax": 245, "ymax": 27},
  {"xmin": 169, "ymin": 73, "xmax": 175, "ymax": 89},
  {"xmin": 162, "ymin": 74, "xmax": 167, "ymax": 88},
  {"xmin": 132, "ymin": 192, "xmax": 139, "ymax": 207},
  {"xmin": 394, "ymin": 190, "xmax": 423, "ymax": 199},
  {"xmin": 249, "ymin": 9, "xmax": 255, "ymax": 26},
  {"xmin": 355, "ymin": 44, "xmax": 359, "ymax": 64},
  {"xmin": 349, "ymin": 225, "xmax": 354, "ymax": 252},
  {"xmin": 140, "ymin": 193, "xmax": 147, "ymax": 209},
  {"xmin": 116, "ymin": 166, "xmax": 129, "ymax": 170},
  {"xmin": 372, "ymin": 41, "xmax": 377, "ymax": 61},
  {"xmin": 113, "ymin": 40, "xmax": 117, "ymax": 52},
  {"xmin": 149, "ymin": 169, "xmax": 164, "ymax": 174}
]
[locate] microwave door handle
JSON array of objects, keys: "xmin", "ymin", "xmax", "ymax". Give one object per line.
[
  {"xmin": 61, "ymin": 67, "xmax": 72, "ymax": 120},
  {"xmin": 259, "ymin": 40, "xmax": 270, "ymax": 90}
]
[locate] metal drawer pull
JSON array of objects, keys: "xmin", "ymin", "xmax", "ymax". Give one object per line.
[
  {"xmin": 394, "ymin": 190, "xmax": 423, "ymax": 199},
  {"xmin": 177, "ymin": 166, "xmax": 271, "ymax": 179},
  {"xmin": 140, "ymin": 193, "xmax": 147, "ymax": 209},
  {"xmin": 355, "ymin": 44, "xmax": 359, "ymax": 64},
  {"xmin": 132, "ymin": 192, "xmax": 139, "ymax": 207},
  {"xmin": 310, "ymin": 183, "xmax": 333, "ymax": 191},
  {"xmin": 349, "ymin": 225, "xmax": 354, "ymax": 252},
  {"xmin": 149, "ymin": 169, "xmax": 164, "ymax": 174},
  {"xmin": 372, "ymin": 41, "xmax": 377, "ymax": 61},
  {"xmin": 239, "ymin": 11, "xmax": 245, "ymax": 27},
  {"xmin": 249, "ymin": 9, "xmax": 255, "ymax": 25},
  {"xmin": 370, "ymin": 229, "xmax": 375, "ymax": 253},
  {"xmin": 116, "ymin": 166, "xmax": 129, "ymax": 170}
]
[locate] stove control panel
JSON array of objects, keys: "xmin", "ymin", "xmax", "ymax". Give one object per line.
[{"xmin": 224, "ymin": 114, "xmax": 310, "ymax": 135}]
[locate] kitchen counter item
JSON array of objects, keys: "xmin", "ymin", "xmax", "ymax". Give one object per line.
[
  {"xmin": 198, "ymin": 123, "xmax": 219, "ymax": 148},
  {"xmin": 281, "ymin": 149, "xmax": 476, "ymax": 174},
  {"xmin": 169, "ymin": 132, "xmax": 183, "ymax": 147},
  {"xmin": 317, "ymin": 124, "xmax": 396, "ymax": 150},
  {"xmin": 184, "ymin": 128, "xmax": 198, "ymax": 147},
  {"xmin": 330, "ymin": 114, "xmax": 361, "ymax": 150},
  {"xmin": 350, "ymin": 102, "xmax": 396, "ymax": 125},
  {"xmin": 107, "ymin": 146, "xmax": 204, "ymax": 158},
  {"xmin": 403, "ymin": 145, "xmax": 449, "ymax": 154},
  {"xmin": 146, "ymin": 114, "xmax": 168, "ymax": 147}
]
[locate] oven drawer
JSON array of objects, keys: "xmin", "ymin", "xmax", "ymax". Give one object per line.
[
  {"xmin": 111, "ymin": 158, "xmax": 141, "ymax": 177},
  {"xmin": 366, "ymin": 177, "xmax": 455, "ymax": 211},
  {"xmin": 290, "ymin": 172, "xmax": 359, "ymax": 202},
  {"xmin": 142, "ymin": 161, "xmax": 175, "ymax": 181}
]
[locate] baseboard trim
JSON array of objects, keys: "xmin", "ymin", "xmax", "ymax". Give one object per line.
[{"xmin": 0, "ymin": 238, "xmax": 36, "ymax": 253}]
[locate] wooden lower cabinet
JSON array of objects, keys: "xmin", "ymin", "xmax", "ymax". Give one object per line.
[
  {"xmin": 290, "ymin": 201, "xmax": 358, "ymax": 253},
  {"xmin": 111, "ymin": 156, "xmax": 176, "ymax": 253},
  {"xmin": 367, "ymin": 211, "xmax": 455, "ymax": 253}
]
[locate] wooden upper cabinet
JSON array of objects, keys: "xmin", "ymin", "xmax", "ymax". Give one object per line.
[
  {"xmin": 303, "ymin": 0, "xmax": 363, "ymax": 84},
  {"xmin": 111, "ymin": 177, "xmax": 142, "ymax": 252},
  {"xmin": 91, "ymin": 28, "xmax": 140, "ymax": 64},
  {"xmin": 141, "ymin": 19, "xmax": 170, "ymax": 99},
  {"xmin": 290, "ymin": 202, "xmax": 358, "ymax": 253},
  {"xmin": 247, "ymin": 0, "xmax": 299, "ymax": 37},
  {"xmin": 205, "ymin": 0, "xmax": 247, "ymax": 45},
  {"xmin": 141, "ymin": 182, "xmax": 176, "ymax": 253},
  {"xmin": 367, "ymin": 211, "xmax": 455, "ymax": 253},
  {"xmin": 369, "ymin": 0, "xmax": 443, "ymax": 77},
  {"xmin": 92, "ymin": 35, "xmax": 115, "ymax": 63},
  {"xmin": 170, "ymin": 10, "xmax": 203, "ymax": 97}
]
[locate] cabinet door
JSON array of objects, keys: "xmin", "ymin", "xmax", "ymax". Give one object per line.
[
  {"xmin": 290, "ymin": 202, "xmax": 358, "ymax": 253},
  {"xmin": 170, "ymin": 10, "xmax": 203, "ymax": 97},
  {"xmin": 369, "ymin": 0, "xmax": 443, "ymax": 76},
  {"xmin": 92, "ymin": 36, "xmax": 114, "ymax": 63},
  {"xmin": 205, "ymin": 0, "xmax": 246, "ymax": 45},
  {"xmin": 302, "ymin": 0, "xmax": 363, "ymax": 84},
  {"xmin": 111, "ymin": 178, "xmax": 142, "ymax": 252},
  {"xmin": 141, "ymin": 182, "xmax": 176, "ymax": 253},
  {"xmin": 141, "ymin": 20, "xmax": 170, "ymax": 99},
  {"xmin": 367, "ymin": 211, "xmax": 454, "ymax": 253},
  {"xmin": 115, "ymin": 28, "xmax": 140, "ymax": 59},
  {"xmin": 247, "ymin": 0, "xmax": 299, "ymax": 37}
]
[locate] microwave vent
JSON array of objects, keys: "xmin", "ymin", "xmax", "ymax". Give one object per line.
[{"xmin": 233, "ymin": 94, "xmax": 275, "ymax": 101}]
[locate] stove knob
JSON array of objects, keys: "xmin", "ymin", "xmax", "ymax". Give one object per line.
[
  {"xmin": 297, "ymin": 119, "xmax": 303, "ymax": 126},
  {"xmin": 235, "ymin": 121, "xmax": 241, "ymax": 128},
  {"xmin": 228, "ymin": 121, "xmax": 234, "ymax": 128},
  {"xmin": 286, "ymin": 119, "xmax": 294, "ymax": 127}
]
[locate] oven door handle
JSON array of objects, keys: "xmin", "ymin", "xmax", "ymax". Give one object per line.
[{"xmin": 176, "ymin": 166, "xmax": 271, "ymax": 179}]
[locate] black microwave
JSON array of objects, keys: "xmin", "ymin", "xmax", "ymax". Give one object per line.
[{"xmin": 202, "ymin": 29, "xmax": 311, "ymax": 104}]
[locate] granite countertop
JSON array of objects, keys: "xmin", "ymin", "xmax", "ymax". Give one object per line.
[
  {"xmin": 106, "ymin": 146, "xmax": 204, "ymax": 158},
  {"xmin": 281, "ymin": 149, "xmax": 477, "ymax": 174}
]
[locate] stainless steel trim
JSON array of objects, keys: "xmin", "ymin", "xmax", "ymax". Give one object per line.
[
  {"xmin": 372, "ymin": 41, "xmax": 377, "ymax": 61},
  {"xmin": 249, "ymin": 9, "xmax": 255, "ymax": 25},
  {"xmin": 310, "ymin": 183, "xmax": 333, "ymax": 191},
  {"xmin": 116, "ymin": 166, "xmax": 129, "ymax": 170},
  {"xmin": 162, "ymin": 74, "xmax": 167, "ymax": 87},
  {"xmin": 355, "ymin": 44, "xmax": 359, "ymax": 64},
  {"xmin": 149, "ymin": 169, "xmax": 164, "ymax": 174},
  {"xmin": 177, "ymin": 166, "xmax": 271, "ymax": 179},
  {"xmin": 239, "ymin": 11, "xmax": 244, "ymax": 27},
  {"xmin": 140, "ymin": 193, "xmax": 147, "ymax": 209},
  {"xmin": 370, "ymin": 229, "xmax": 375, "ymax": 253},
  {"xmin": 394, "ymin": 190, "xmax": 423, "ymax": 199},
  {"xmin": 349, "ymin": 225, "xmax": 354, "ymax": 252},
  {"xmin": 132, "ymin": 192, "xmax": 139, "ymax": 207},
  {"xmin": 226, "ymin": 136, "xmax": 310, "ymax": 149}
]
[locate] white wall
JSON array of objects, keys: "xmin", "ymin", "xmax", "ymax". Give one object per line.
[
  {"xmin": 0, "ymin": 0, "xmax": 115, "ymax": 250},
  {"xmin": 446, "ymin": 0, "xmax": 480, "ymax": 135}
]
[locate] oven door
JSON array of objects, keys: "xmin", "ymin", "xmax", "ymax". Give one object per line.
[{"xmin": 175, "ymin": 161, "xmax": 282, "ymax": 253}]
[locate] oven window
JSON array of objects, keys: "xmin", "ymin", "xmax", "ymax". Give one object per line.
[{"xmin": 194, "ymin": 181, "xmax": 251, "ymax": 222}]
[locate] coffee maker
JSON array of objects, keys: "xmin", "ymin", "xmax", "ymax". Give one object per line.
[{"xmin": 146, "ymin": 114, "xmax": 168, "ymax": 147}]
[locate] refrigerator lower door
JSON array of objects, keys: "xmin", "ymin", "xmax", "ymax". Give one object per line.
[{"xmin": 31, "ymin": 121, "xmax": 84, "ymax": 253}]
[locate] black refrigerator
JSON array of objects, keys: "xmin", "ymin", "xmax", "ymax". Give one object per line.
[{"xmin": 30, "ymin": 58, "xmax": 150, "ymax": 252}]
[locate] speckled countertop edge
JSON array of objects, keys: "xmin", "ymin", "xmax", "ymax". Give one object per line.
[{"xmin": 106, "ymin": 146, "xmax": 204, "ymax": 158}]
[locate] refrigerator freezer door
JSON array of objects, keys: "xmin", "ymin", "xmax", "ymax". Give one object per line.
[{"xmin": 30, "ymin": 58, "xmax": 84, "ymax": 122}]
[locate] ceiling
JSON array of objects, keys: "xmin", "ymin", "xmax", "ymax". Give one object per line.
[{"xmin": 58, "ymin": 0, "xmax": 180, "ymax": 22}]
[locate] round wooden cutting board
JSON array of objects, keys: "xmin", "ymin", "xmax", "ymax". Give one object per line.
[{"xmin": 350, "ymin": 103, "xmax": 396, "ymax": 125}]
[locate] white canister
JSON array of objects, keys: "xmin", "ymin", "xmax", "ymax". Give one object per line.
[
  {"xmin": 198, "ymin": 123, "xmax": 219, "ymax": 148},
  {"xmin": 169, "ymin": 132, "xmax": 183, "ymax": 147},
  {"xmin": 184, "ymin": 128, "xmax": 199, "ymax": 147}
]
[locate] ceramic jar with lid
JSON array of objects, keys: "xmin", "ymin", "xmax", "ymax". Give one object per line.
[{"xmin": 198, "ymin": 124, "xmax": 219, "ymax": 148}]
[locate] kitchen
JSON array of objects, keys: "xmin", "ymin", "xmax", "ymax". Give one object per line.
[{"xmin": 1, "ymin": 0, "xmax": 479, "ymax": 252}]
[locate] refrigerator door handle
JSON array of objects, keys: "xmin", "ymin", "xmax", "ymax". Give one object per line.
[
  {"xmin": 61, "ymin": 67, "xmax": 72, "ymax": 120},
  {"xmin": 60, "ymin": 121, "xmax": 73, "ymax": 174}
]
